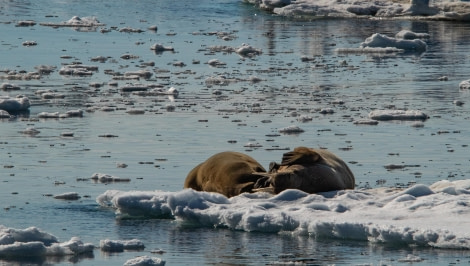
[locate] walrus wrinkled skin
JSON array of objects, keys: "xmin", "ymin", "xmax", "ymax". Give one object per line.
[
  {"xmin": 184, "ymin": 151, "xmax": 267, "ymax": 198},
  {"xmin": 254, "ymin": 147, "xmax": 355, "ymax": 194}
]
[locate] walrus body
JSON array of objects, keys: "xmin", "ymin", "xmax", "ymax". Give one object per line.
[
  {"xmin": 184, "ymin": 147, "xmax": 355, "ymax": 197},
  {"xmin": 184, "ymin": 151, "xmax": 267, "ymax": 198},
  {"xmin": 254, "ymin": 147, "xmax": 355, "ymax": 194}
]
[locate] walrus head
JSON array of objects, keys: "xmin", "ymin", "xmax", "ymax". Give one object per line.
[{"xmin": 253, "ymin": 147, "xmax": 355, "ymax": 194}]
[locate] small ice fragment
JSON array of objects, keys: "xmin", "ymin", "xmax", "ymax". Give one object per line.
[
  {"xmin": 395, "ymin": 30, "xmax": 430, "ymax": 40},
  {"xmin": 459, "ymin": 79, "xmax": 470, "ymax": 90},
  {"xmin": 100, "ymin": 239, "xmax": 145, "ymax": 252},
  {"xmin": 236, "ymin": 43, "xmax": 262, "ymax": 57},
  {"xmin": 278, "ymin": 125, "xmax": 304, "ymax": 134},
  {"xmin": 353, "ymin": 119, "xmax": 379, "ymax": 125},
  {"xmin": 123, "ymin": 255, "xmax": 165, "ymax": 266},
  {"xmin": 369, "ymin": 110, "xmax": 429, "ymax": 121},
  {"xmin": 360, "ymin": 33, "xmax": 427, "ymax": 52},
  {"xmin": 150, "ymin": 43, "xmax": 174, "ymax": 52},
  {"xmin": 53, "ymin": 192, "xmax": 81, "ymax": 200}
]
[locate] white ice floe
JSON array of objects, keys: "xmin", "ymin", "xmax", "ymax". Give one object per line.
[
  {"xmin": 249, "ymin": 0, "xmax": 470, "ymax": 21},
  {"xmin": 1, "ymin": 83, "xmax": 20, "ymax": 90},
  {"xmin": 0, "ymin": 226, "xmax": 94, "ymax": 258},
  {"xmin": 97, "ymin": 179, "xmax": 470, "ymax": 249},
  {"xmin": 278, "ymin": 125, "xmax": 304, "ymax": 134},
  {"xmin": 40, "ymin": 16, "xmax": 105, "ymax": 27},
  {"xmin": 336, "ymin": 30, "xmax": 427, "ymax": 54},
  {"xmin": 360, "ymin": 33, "xmax": 427, "ymax": 52},
  {"xmin": 353, "ymin": 119, "xmax": 379, "ymax": 125},
  {"xmin": 100, "ymin": 239, "xmax": 145, "ymax": 252},
  {"xmin": 37, "ymin": 110, "xmax": 83, "ymax": 119},
  {"xmin": 235, "ymin": 43, "xmax": 262, "ymax": 57},
  {"xmin": 0, "ymin": 95, "xmax": 30, "ymax": 112},
  {"xmin": 395, "ymin": 29, "xmax": 430, "ymax": 40},
  {"xmin": 369, "ymin": 109, "xmax": 429, "ymax": 121},
  {"xmin": 124, "ymin": 255, "xmax": 166, "ymax": 266},
  {"xmin": 459, "ymin": 79, "xmax": 470, "ymax": 90},
  {"xmin": 91, "ymin": 173, "xmax": 131, "ymax": 183},
  {"xmin": 0, "ymin": 110, "xmax": 11, "ymax": 118}
]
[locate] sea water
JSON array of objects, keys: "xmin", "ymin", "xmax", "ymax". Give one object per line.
[{"xmin": 1, "ymin": 0, "xmax": 470, "ymax": 265}]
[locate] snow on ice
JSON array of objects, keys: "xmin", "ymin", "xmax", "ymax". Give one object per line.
[
  {"xmin": 0, "ymin": 226, "xmax": 94, "ymax": 258},
  {"xmin": 246, "ymin": 0, "xmax": 470, "ymax": 21},
  {"xmin": 97, "ymin": 179, "xmax": 470, "ymax": 249}
]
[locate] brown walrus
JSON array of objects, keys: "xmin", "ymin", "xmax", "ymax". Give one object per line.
[
  {"xmin": 254, "ymin": 147, "xmax": 355, "ymax": 194},
  {"xmin": 184, "ymin": 151, "xmax": 267, "ymax": 198}
]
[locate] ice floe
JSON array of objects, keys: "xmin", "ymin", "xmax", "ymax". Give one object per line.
[
  {"xmin": 97, "ymin": 179, "xmax": 470, "ymax": 249},
  {"xmin": 40, "ymin": 16, "xmax": 105, "ymax": 27},
  {"xmin": 278, "ymin": 125, "xmax": 305, "ymax": 134},
  {"xmin": 247, "ymin": 0, "xmax": 470, "ymax": 21},
  {"xmin": 100, "ymin": 239, "xmax": 145, "ymax": 252},
  {"xmin": 369, "ymin": 109, "xmax": 429, "ymax": 121},
  {"xmin": 0, "ymin": 95, "xmax": 30, "ymax": 112},
  {"xmin": 0, "ymin": 226, "xmax": 94, "ymax": 258},
  {"xmin": 124, "ymin": 255, "xmax": 165, "ymax": 266},
  {"xmin": 90, "ymin": 173, "xmax": 131, "ymax": 183},
  {"xmin": 150, "ymin": 43, "xmax": 175, "ymax": 52},
  {"xmin": 360, "ymin": 33, "xmax": 427, "ymax": 52},
  {"xmin": 459, "ymin": 79, "xmax": 470, "ymax": 90},
  {"xmin": 336, "ymin": 30, "xmax": 428, "ymax": 54}
]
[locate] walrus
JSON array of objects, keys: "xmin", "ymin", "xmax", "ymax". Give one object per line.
[
  {"xmin": 184, "ymin": 151, "xmax": 267, "ymax": 198},
  {"xmin": 254, "ymin": 147, "xmax": 355, "ymax": 194}
]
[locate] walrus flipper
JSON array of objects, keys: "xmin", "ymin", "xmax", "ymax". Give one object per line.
[{"xmin": 280, "ymin": 146, "xmax": 321, "ymax": 166}]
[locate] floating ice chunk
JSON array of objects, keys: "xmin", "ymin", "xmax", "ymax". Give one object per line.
[
  {"xmin": 353, "ymin": 119, "xmax": 379, "ymax": 125},
  {"xmin": 395, "ymin": 30, "xmax": 430, "ymax": 40},
  {"xmin": 124, "ymin": 70, "xmax": 153, "ymax": 79},
  {"xmin": 124, "ymin": 255, "xmax": 166, "ymax": 266},
  {"xmin": 37, "ymin": 112, "xmax": 60, "ymax": 118},
  {"xmin": 1, "ymin": 83, "xmax": 20, "ymax": 90},
  {"xmin": 319, "ymin": 108, "xmax": 334, "ymax": 114},
  {"xmin": 22, "ymin": 40, "xmax": 37, "ymax": 46},
  {"xmin": 360, "ymin": 33, "xmax": 427, "ymax": 52},
  {"xmin": 0, "ymin": 226, "xmax": 58, "ymax": 246},
  {"xmin": 459, "ymin": 79, "xmax": 470, "ymax": 90},
  {"xmin": 91, "ymin": 173, "xmax": 131, "ymax": 183},
  {"xmin": 22, "ymin": 127, "xmax": 40, "ymax": 135},
  {"xmin": 53, "ymin": 192, "xmax": 81, "ymax": 200},
  {"xmin": 0, "ymin": 110, "xmax": 11, "ymax": 118},
  {"xmin": 100, "ymin": 239, "xmax": 145, "ymax": 252},
  {"xmin": 0, "ymin": 95, "xmax": 30, "ymax": 112},
  {"xmin": 97, "ymin": 180, "xmax": 470, "ymax": 249},
  {"xmin": 398, "ymin": 254, "xmax": 423, "ymax": 262},
  {"xmin": 66, "ymin": 109, "xmax": 84, "ymax": 117},
  {"xmin": 236, "ymin": 43, "xmax": 262, "ymax": 57},
  {"xmin": 16, "ymin": 20, "xmax": 36, "ymax": 27},
  {"xmin": 278, "ymin": 125, "xmax": 304, "ymax": 134},
  {"xmin": 368, "ymin": 110, "xmax": 429, "ymax": 121},
  {"xmin": 40, "ymin": 16, "xmax": 105, "ymax": 27},
  {"xmin": 47, "ymin": 237, "xmax": 94, "ymax": 256},
  {"xmin": 0, "ymin": 241, "xmax": 47, "ymax": 257},
  {"xmin": 150, "ymin": 43, "xmax": 174, "ymax": 52},
  {"xmin": 207, "ymin": 59, "xmax": 226, "ymax": 67}
]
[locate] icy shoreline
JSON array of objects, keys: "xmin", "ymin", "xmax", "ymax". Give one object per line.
[{"xmin": 244, "ymin": 0, "xmax": 470, "ymax": 21}]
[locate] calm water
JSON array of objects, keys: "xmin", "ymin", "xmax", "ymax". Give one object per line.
[{"xmin": 1, "ymin": 0, "xmax": 470, "ymax": 265}]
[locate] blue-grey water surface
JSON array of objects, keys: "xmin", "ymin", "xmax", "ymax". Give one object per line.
[{"xmin": 1, "ymin": 0, "xmax": 470, "ymax": 265}]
